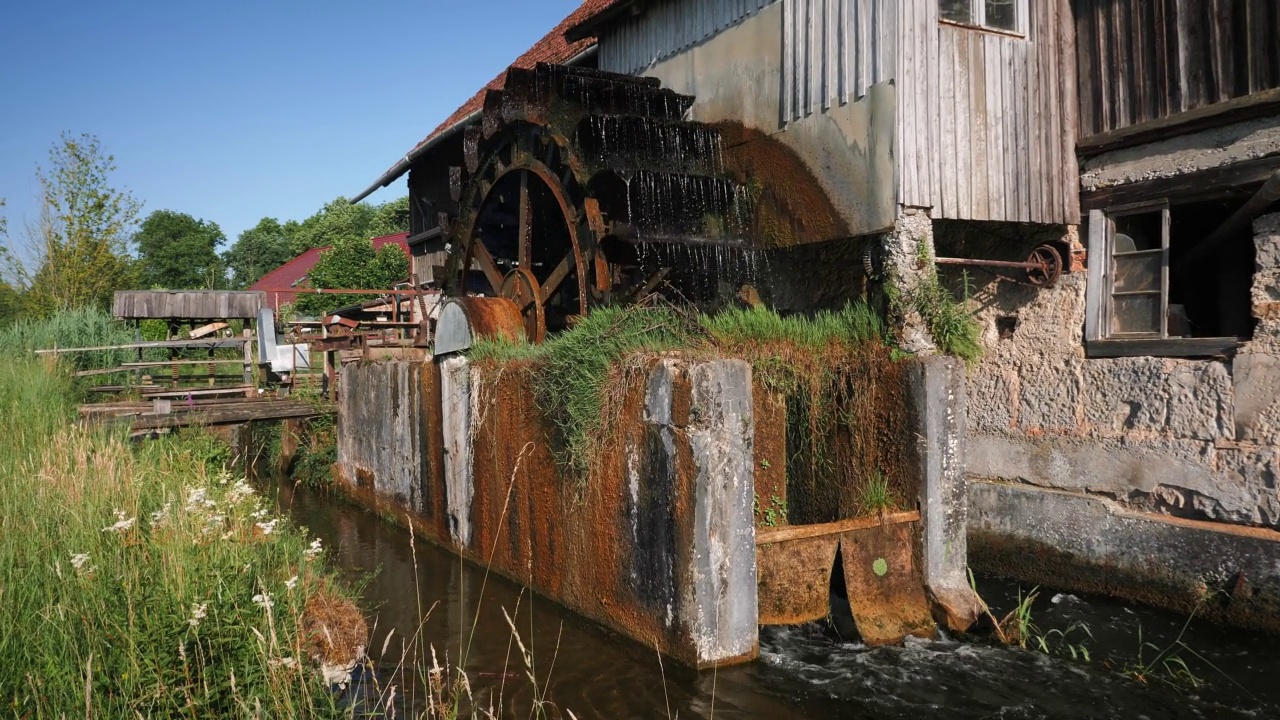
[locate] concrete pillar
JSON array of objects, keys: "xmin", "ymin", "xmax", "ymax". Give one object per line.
[
  {"xmin": 439, "ymin": 355, "xmax": 474, "ymax": 547},
  {"xmin": 908, "ymin": 355, "xmax": 982, "ymax": 631},
  {"xmin": 687, "ymin": 360, "xmax": 758, "ymax": 664}
]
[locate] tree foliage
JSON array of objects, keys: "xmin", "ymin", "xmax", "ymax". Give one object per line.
[
  {"xmin": 293, "ymin": 238, "xmax": 409, "ymax": 317},
  {"xmin": 16, "ymin": 133, "xmax": 141, "ymax": 314},
  {"xmin": 134, "ymin": 210, "xmax": 226, "ymax": 289},
  {"xmin": 222, "ymin": 217, "xmax": 297, "ymax": 289},
  {"xmin": 286, "ymin": 196, "xmax": 409, "ymax": 256}
]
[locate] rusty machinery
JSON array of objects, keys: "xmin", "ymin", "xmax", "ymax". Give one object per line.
[
  {"xmin": 438, "ymin": 64, "xmax": 754, "ymax": 343},
  {"xmin": 934, "ymin": 244, "xmax": 1065, "ymax": 287}
]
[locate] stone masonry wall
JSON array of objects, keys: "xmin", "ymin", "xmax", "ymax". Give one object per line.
[{"xmin": 962, "ymin": 214, "xmax": 1280, "ymax": 530}]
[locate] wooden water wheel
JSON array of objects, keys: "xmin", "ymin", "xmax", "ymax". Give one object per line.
[{"xmin": 440, "ymin": 64, "xmax": 756, "ymax": 342}]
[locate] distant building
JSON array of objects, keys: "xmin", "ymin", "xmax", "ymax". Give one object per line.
[{"xmin": 249, "ymin": 233, "xmax": 410, "ymax": 313}]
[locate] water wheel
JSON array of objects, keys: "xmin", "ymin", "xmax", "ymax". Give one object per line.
[{"xmin": 441, "ymin": 64, "xmax": 755, "ymax": 341}]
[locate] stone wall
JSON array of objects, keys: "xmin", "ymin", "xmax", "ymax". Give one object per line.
[
  {"xmin": 960, "ymin": 213, "xmax": 1280, "ymax": 627},
  {"xmin": 962, "ymin": 215, "xmax": 1280, "ymax": 529}
]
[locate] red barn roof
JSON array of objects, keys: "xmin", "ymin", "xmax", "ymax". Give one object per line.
[
  {"xmin": 249, "ymin": 233, "xmax": 410, "ymax": 313},
  {"xmin": 352, "ymin": 0, "xmax": 619, "ymax": 202}
]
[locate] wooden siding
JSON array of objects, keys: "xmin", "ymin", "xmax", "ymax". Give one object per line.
[
  {"xmin": 781, "ymin": 0, "xmax": 897, "ymax": 121},
  {"xmin": 1076, "ymin": 0, "xmax": 1280, "ymax": 138},
  {"xmin": 898, "ymin": 0, "xmax": 1078, "ymax": 224},
  {"xmin": 598, "ymin": 0, "xmax": 776, "ymax": 75},
  {"xmin": 112, "ymin": 291, "xmax": 266, "ymax": 320}
]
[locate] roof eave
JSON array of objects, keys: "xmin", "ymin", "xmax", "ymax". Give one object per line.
[{"xmin": 565, "ymin": 0, "xmax": 642, "ymax": 42}]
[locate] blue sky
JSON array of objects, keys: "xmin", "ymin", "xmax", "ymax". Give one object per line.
[{"xmin": 0, "ymin": 0, "xmax": 580, "ymax": 247}]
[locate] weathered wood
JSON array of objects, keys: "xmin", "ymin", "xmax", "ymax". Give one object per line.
[
  {"xmin": 1076, "ymin": 0, "xmax": 1280, "ymax": 138},
  {"xmin": 756, "ymin": 510, "xmax": 921, "ymax": 545},
  {"xmin": 1077, "ymin": 87, "xmax": 1280, "ymax": 157},
  {"xmin": 1086, "ymin": 337, "xmax": 1239, "ymax": 358},
  {"xmin": 188, "ymin": 322, "xmax": 229, "ymax": 339},
  {"xmin": 112, "ymin": 291, "xmax": 265, "ymax": 320},
  {"xmin": 1081, "ymin": 154, "xmax": 1280, "ymax": 209},
  {"xmin": 35, "ymin": 338, "xmax": 250, "ymax": 355},
  {"xmin": 121, "ymin": 359, "xmax": 248, "ymax": 368}
]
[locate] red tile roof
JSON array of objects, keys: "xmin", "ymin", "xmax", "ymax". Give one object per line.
[
  {"xmin": 405, "ymin": 0, "xmax": 619, "ymax": 156},
  {"xmin": 249, "ymin": 233, "xmax": 410, "ymax": 313}
]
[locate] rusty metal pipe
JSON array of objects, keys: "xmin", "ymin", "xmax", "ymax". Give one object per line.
[{"xmin": 934, "ymin": 257, "xmax": 1046, "ymax": 270}]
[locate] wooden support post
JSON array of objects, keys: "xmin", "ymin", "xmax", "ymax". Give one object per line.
[{"xmin": 242, "ymin": 328, "xmax": 254, "ymax": 387}]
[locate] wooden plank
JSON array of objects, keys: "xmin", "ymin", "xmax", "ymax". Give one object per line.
[
  {"xmin": 35, "ymin": 338, "xmax": 251, "ymax": 355},
  {"xmin": 954, "ymin": 27, "xmax": 972, "ymax": 219},
  {"xmin": 1085, "ymin": 337, "xmax": 1239, "ymax": 358},
  {"xmin": 121, "ymin": 359, "xmax": 248, "ymax": 368},
  {"xmin": 899, "ymin": 0, "xmax": 917, "ymax": 206},
  {"xmin": 137, "ymin": 385, "xmax": 256, "ymax": 399},
  {"xmin": 925, "ymin": 0, "xmax": 940, "ymax": 213},
  {"xmin": 938, "ymin": 26, "xmax": 957, "ymax": 219},
  {"xmin": 970, "ymin": 32, "xmax": 990, "ymax": 221},
  {"xmin": 756, "ymin": 510, "xmax": 922, "ymax": 545},
  {"xmin": 1080, "ymin": 153, "xmax": 1280, "ymax": 209},
  {"xmin": 1077, "ymin": 87, "xmax": 1280, "ymax": 157},
  {"xmin": 1084, "ymin": 209, "xmax": 1107, "ymax": 342}
]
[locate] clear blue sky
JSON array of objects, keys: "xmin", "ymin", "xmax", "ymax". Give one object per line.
[{"xmin": 0, "ymin": 0, "xmax": 580, "ymax": 247}]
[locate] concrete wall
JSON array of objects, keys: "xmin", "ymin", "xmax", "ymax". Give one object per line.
[
  {"xmin": 635, "ymin": 1, "xmax": 897, "ymax": 241},
  {"xmin": 336, "ymin": 355, "xmax": 759, "ymax": 668},
  {"xmin": 960, "ymin": 212, "xmax": 1280, "ymax": 627}
]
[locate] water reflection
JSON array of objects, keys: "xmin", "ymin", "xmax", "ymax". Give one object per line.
[{"xmin": 277, "ymin": 484, "xmax": 1278, "ymax": 719}]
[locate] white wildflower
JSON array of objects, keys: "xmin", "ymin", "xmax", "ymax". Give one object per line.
[
  {"xmin": 253, "ymin": 592, "xmax": 273, "ymax": 609},
  {"xmin": 255, "ymin": 519, "xmax": 278, "ymax": 535},
  {"xmin": 285, "ymin": 575, "xmax": 298, "ymax": 591},
  {"xmin": 102, "ymin": 510, "xmax": 136, "ymax": 534},
  {"xmin": 188, "ymin": 603, "xmax": 208, "ymax": 628},
  {"xmin": 251, "ymin": 507, "xmax": 269, "ymax": 520},
  {"xmin": 150, "ymin": 502, "xmax": 172, "ymax": 528},
  {"xmin": 227, "ymin": 479, "xmax": 255, "ymax": 505},
  {"xmin": 70, "ymin": 553, "xmax": 90, "ymax": 570},
  {"xmin": 184, "ymin": 487, "xmax": 208, "ymax": 511},
  {"xmin": 304, "ymin": 538, "xmax": 323, "ymax": 560}
]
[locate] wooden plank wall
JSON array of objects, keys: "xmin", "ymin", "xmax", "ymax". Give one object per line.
[
  {"xmin": 1076, "ymin": 0, "xmax": 1280, "ymax": 138},
  {"xmin": 898, "ymin": 0, "xmax": 1078, "ymax": 225},
  {"xmin": 781, "ymin": 0, "xmax": 897, "ymax": 122},
  {"xmin": 597, "ymin": 0, "xmax": 776, "ymax": 76},
  {"xmin": 112, "ymin": 291, "xmax": 266, "ymax": 320}
]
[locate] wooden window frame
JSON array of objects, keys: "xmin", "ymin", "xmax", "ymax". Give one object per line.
[
  {"xmin": 1084, "ymin": 205, "xmax": 1239, "ymax": 359},
  {"xmin": 939, "ymin": 0, "xmax": 1028, "ymax": 37}
]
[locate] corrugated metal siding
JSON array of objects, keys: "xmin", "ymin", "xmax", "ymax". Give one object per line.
[
  {"xmin": 1076, "ymin": 0, "xmax": 1280, "ymax": 137},
  {"xmin": 898, "ymin": 0, "xmax": 1078, "ymax": 224},
  {"xmin": 599, "ymin": 0, "xmax": 776, "ymax": 75},
  {"xmin": 782, "ymin": 0, "xmax": 896, "ymax": 121}
]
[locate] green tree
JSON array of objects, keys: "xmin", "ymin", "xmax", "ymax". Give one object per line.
[
  {"xmin": 18, "ymin": 133, "xmax": 140, "ymax": 313},
  {"xmin": 287, "ymin": 196, "xmax": 410, "ymax": 256},
  {"xmin": 368, "ymin": 195, "xmax": 410, "ymax": 238},
  {"xmin": 222, "ymin": 217, "xmax": 297, "ymax": 289},
  {"xmin": 134, "ymin": 210, "xmax": 226, "ymax": 289},
  {"xmin": 0, "ymin": 199, "xmax": 17, "ymax": 325},
  {"xmin": 293, "ymin": 237, "xmax": 408, "ymax": 317}
]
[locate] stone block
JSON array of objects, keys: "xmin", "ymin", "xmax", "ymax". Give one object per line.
[
  {"xmin": 1218, "ymin": 446, "xmax": 1280, "ymax": 528},
  {"xmin": 1017, "ymin": 352, "xmax": 1082, "ymax": 433},
  {"xmin": 1082, "ymin": 357, "xmax": 1230, "ymax": 441},
  {"xmin": 1233, "ymin": 353, "xmax": 1280, "ymax": 444},
  {"xmin": 1254, "ymin": 211, "xmax": 1280, "ymax": 239},
  {"xmin": 967, "ymin": 363, "xmax": 1016, "ymax": 434},
  {"xmin": 967, "ymin": 434, "xmax": 1218, "ymax": 500}
]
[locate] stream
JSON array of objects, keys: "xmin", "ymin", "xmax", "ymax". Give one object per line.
[{"xmin": 276, "ymin": 484, "xmax": 1279, "ymax": 719}]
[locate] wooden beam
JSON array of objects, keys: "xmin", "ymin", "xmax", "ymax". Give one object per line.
[
  {"xmin": 755, "ymin": 510, "xmax": 921, "ymax": 545},
  {"xmin": 35, "ymin": 338, "xmax": 250, "ymax": 355},
  {"xmin": 1077, "ymin": 87, "xmax": 1280, "ymax": 157},
  {"xmin": 1085, "ymin": 337, "xmax": 1239, "ymax": 358},
  {"xmin": 1081, "ymin": 153, "xmax": 1280, "ymax": 211}
]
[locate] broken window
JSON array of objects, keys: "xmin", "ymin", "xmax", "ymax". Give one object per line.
[
  {"xmin": 939, "ymin": 0, "xmax": 1024, "ymax": 34},
  {"xmin": 1085, "ymin": 200, "xmax": 1253, "ymax": 357}
]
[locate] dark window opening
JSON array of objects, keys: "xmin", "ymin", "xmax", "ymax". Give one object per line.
[{"xmin": 1167, "ymin": 200, "xmax": 1256, "ymax": 341}]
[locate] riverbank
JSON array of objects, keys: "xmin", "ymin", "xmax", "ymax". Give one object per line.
[{"xmin": 0, "ymin": 355, "xmax": 364, "ymax": 716}]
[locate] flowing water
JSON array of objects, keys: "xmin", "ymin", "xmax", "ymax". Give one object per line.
[{"xmin": 277, "ymin": 485, "xmax": 1279, "ymax": 719}]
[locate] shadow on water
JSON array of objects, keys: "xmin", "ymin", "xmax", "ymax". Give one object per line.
[{"xmin": 276, "ymin": 483, "xmax": 1279, "ymax": 719}]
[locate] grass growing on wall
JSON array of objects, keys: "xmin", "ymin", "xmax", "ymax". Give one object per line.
[
  {"xmin": 0, "ymin": 354, "xmax": 362, "ymax": 716},
  {"xmin": 470, "ymin": 301, "xmax": 910, "ymax": 517}
]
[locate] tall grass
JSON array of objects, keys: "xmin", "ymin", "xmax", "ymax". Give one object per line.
[
  {"xmin": 0, "ymin": 355, "xmax": 362, "ymax": 716},
  {"xmin": 0, "ymin": 305, "xmax": 135, "ymax": 371}
]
